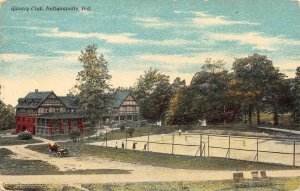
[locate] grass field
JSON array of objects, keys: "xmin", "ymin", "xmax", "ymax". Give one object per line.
[
  {"xmin": 82, "ymin": 178, "xmax": 300, "ymax": 191},
  {"xmin": 0, "ymin": 148, "xmax": 130, "ymax": 175},
  {"xmin": 4, "ymin": 177, "xmax": 300, "ymax": 191},
  {"xmin": 3, "ymin": 184, "xmax": 84, "ymax": 191},
  {"xmin": 0, "ymin": 137, "xmax": 42, "ymax": 146},
  {"xmin": 0, "ymin": 128, "xmax": 16, "ymax": 134},
  {"xmin": 26, "ymin": 143, "xmax": 297, "ymax": 171},
  {"xmin": 0, "ymin": 148, "xmax": 60, "ymax": 175}
]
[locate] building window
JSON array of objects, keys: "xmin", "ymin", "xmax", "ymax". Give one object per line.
[{"xmin": 45, "ymin": 108, "xmax": 49, "ymax": 113}]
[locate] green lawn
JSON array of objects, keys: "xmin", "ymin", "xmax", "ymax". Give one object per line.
[
  {"xmin": 3, "ymin": 184, "xmax": 84, "ymax": 191},
  {"xmin": 0, "ymin": 137, "xmax": 42, "ymax": 146},
  {"xmin": 26, "ymin": 143, "xmax": 297, "ymax": 171},
  {"xmin": 0, "ymin": 148, "xmax": 60, "ymax": 175},
  {"xmin": 82, "ymin": 178, "xmax": 300, "ymax": 191},
  {"xmin": 0, "ymin": 148, "xmax": 130, "ymax": 175},
  {"xmin": 4, "ymin": 177, "xmax": 300, "ymax": 191},
  {"xmin": 0, "ymin": 128, "xmax": 16, "ymax": 134}
]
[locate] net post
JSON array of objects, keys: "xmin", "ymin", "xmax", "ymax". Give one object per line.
[
  {"xmin": 147, "ymin": 131, "xmax": 150, "ymax": 151},
  {"xmin": 293, "ymin": 141, "xmax": 296, "ymax": 167},
  {"xmin": 208, "ymin": 135, "xmax": 210, "ymax": 157},
  {"xmin": 172, "ymin": 133, "xmax": 175, "ymax": 155},
  {"xmin": 200, "ymin": 134, "xmax": 203, "ymax": 157},
  {"xmin": 228, "ymin": 136, "xmax": 231, "ymax": 158},
  {"xmin": 125, "ymin": 132, "xmax": 127, "ymax": 149},
  {"xmin": 256, "ymin": 138, "xmax": 259, "ymax": 162},
  {"xmin": 106, "ymin": 129, "xmax": 107, "ymax": 147}
]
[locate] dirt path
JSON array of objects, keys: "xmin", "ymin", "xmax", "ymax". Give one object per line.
[{"xmin": 1, "ymin": 170, "xmax": 300, "ymax": 185}]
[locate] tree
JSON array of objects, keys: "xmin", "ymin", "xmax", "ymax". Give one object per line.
[
  {"xmin": 166, "ymin": 87, "xmax": 195, "ymax": 125},
  {"xmin": 0, "ymin": 105, "xmax": 15, "ymax": 130},
  {"xmin": 134, "ymin": 68, "xmax": 171, "ymax": 121},
  {"xmin": 293, "ymin": 67, "xmax": 300, "ymax": 124},
  {"xmin": 263, "ymin": 75, "xmax": 293, "ymax": 125},
  {"xmin": 232, "ymin": 54, "xmax": 282, "ymax": 125},
  {"xmin": 0, "ymin": 85, "xmax": 15, "ymax": 130},
  {"xmin": 189, "ymin": 59, "xmax": 231, "ymax": 123},
  {"xmin": 74, "ymin": 45, "xmax": 112, "ymax": 127},
  {"xmin": 170, "ymin": 77, "xmax": 186, "ymax": 94}
]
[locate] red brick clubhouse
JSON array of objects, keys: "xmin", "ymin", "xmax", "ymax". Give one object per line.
[
  {"xmin": 16, "ymin": 89, "xmax": 89, "ymax": 136},
  {"xmin": 15, "ymin": 89, "xmax": 140, "ymax": 136}
]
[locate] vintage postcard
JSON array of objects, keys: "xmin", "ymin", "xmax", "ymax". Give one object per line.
[{"xmin": 0, "ymin": 0, "xmax": 300, "ymax": 190}]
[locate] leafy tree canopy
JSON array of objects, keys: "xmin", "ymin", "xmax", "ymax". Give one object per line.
[
  {"xmin": 73, "ymin": 45, "xmax": 112, "ymax": 125},
  {"xmin": 134, "ymin": 68, "xmax": 171, "ymax": 121}
]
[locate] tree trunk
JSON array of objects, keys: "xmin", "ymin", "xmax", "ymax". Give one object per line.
[
  {"xmin": 256, "ymin": 109, "xmax": 260, "ymax": 125},
  {"xmin": 248, "ymin": 106, "xmax": 252, "ymax": 125},
  {"xmin": 273, "ymin": 110, "xmax": 279, "ymax": 126},
  {"xmin": 244, "ymin": 113, "xmax": 247, "ymax": 124},
  {"xmin": 223, "ymin": 105, "xmax": 226, "ymax": 125}
]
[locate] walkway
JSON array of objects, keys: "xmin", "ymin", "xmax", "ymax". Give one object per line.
[{"xmin": 1, "ymin": 170, "xmax": 300, "ymax": 184}]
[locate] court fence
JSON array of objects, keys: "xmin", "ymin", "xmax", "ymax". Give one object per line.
[{"xmin": 97, "ymin": 130, "xmax": 300, "ymax": 167}]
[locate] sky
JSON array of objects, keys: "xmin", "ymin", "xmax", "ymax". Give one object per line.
[{"xmin": 0, "ymin": 0, "xmax": 300, "ymax": 106}]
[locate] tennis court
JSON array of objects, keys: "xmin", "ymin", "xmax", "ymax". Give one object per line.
[{"xmin": 89, "ymin": 132, "xmax": 300, "ymax": 166}]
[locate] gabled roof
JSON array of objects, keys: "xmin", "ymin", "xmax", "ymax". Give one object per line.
[
  {"xmin": 16, "ymin": 91, "xmax": 53, "ymax": 109},
  {"xmin": 58, "ymin": 96, "xmax": 79, "ymax": 109},
  {"xmin": 112, "ymin": 90, "xmax": 137, "ymax": 108}
]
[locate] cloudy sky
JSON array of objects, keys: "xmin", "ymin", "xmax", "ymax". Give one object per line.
[{"xmin": 0, "ymin": 0, "xmax": 299, "ymax": 105}]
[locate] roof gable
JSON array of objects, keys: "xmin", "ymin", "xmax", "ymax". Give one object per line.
[
  {"xmin": 58, "ymin": 96, "xmax": 79, "ymax": 109},
  {"xmin": 16, "ymin": 91, "xmax": 52, "ymax": 109},
  {"xmin": 112, "ymin": 91, "xmax": 138, "ymax": 108},
  {"xmin": 40, "ymin": 92, "xmax": 67, "ymax": 108}
]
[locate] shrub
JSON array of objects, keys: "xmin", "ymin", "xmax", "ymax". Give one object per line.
[
  {"xmin": 127, "ymin": 127, "xmax": 135, "ymax": 137},
  {"xmin": 0, "ymin": 148, "xmax": 14, "ymax": 157},
  {"xmin": 18, "ymin": 130, "xmax": 32, "ymax": 140},
  {"xmin": 70, "ymin": 130, "xmax": 81, "ymax": 142},
  {"xmin": 137, "ymin": 120, "xmax": 147, "ymax": 127},
  {"xmin": 120, "ymin": 123, "xmax": 126, "ymax": 131}
]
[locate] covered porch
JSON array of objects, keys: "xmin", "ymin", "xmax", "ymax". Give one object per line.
[{"xmin": 35, "ymin": 112, "xmax": 90, "ymax": 136}]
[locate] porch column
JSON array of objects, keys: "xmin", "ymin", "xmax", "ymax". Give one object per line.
[
  {"xmin": 78, "ymin": 118, "xmax": 83, "ymax": 133},
  {"xmin": 59, "ymin": 119, "xmax": 62, "ymax": 135},
  {"xmin": 15, "ymin": 116, "xmax": 18, "ymax": 133},
  {"xmin": 69, "ymin": 119, "xmax": 72, "ymax": 134},
  {"xmin": 49, "ymin": 119, "xmax": 53, "ymax": 136},
  {"xmin": 81, "ymin": 118, "xmax": 84, "ymax": 133}
]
